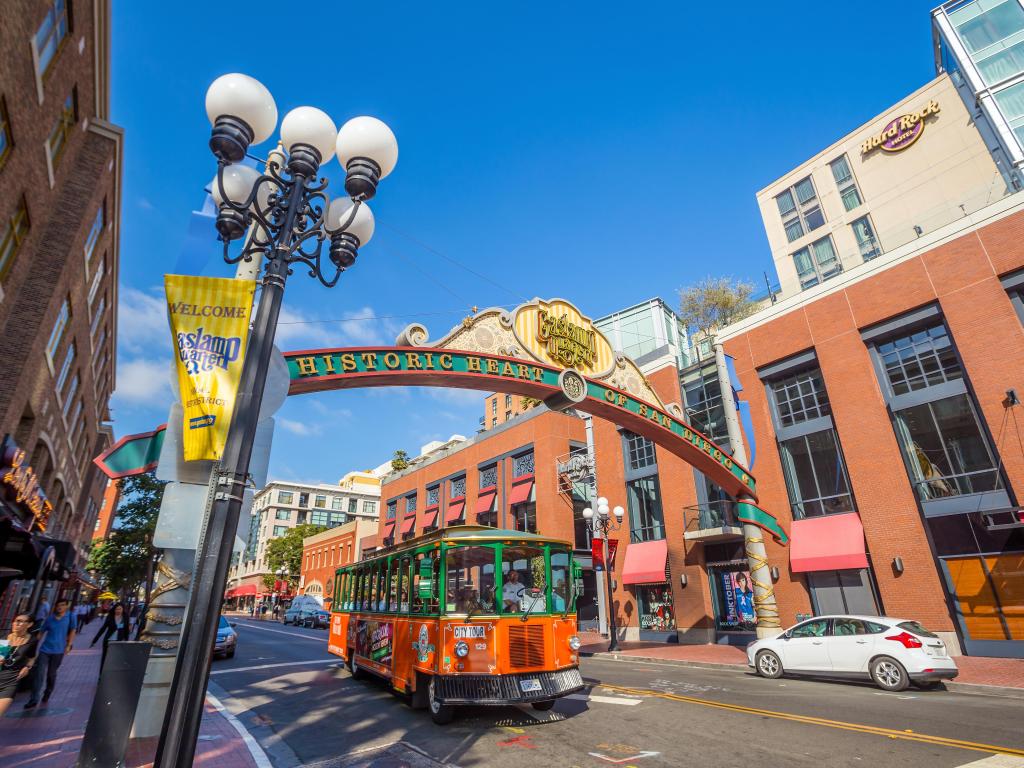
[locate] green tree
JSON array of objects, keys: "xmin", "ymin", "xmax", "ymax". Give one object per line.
[
  {"xmin": 87, "ymin": 473, "xmax": 166, "ymax": 601},
  {"xmin": 391, "ymin": 449, "xmax": 410, "ymax": 472},
  {"xmin": 265, "ymin": 523, "xmax": 326, "ymax": 590},
  {"xmin": 678, "ymin": 276, "xmax": 759, "ymax": 342}
]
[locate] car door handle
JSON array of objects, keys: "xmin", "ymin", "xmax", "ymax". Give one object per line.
[
  {"xmin": 812, "ymin": 641, "xmax": 823, "ymax": 645},
  {"xmin": 856, "ymin": 640, "xmax": 868, "ymax": 644}
]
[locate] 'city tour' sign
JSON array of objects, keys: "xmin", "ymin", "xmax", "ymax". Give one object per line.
[
  {"xmin": 861, "ymin": 99, "xmax": 940, "ymax": 155},
  {"xmin": 1, "ymin": 435, "xmax": 53, "ymax": 532}
]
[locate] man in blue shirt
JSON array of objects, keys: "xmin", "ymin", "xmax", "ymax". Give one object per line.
[{"xmin": 26, "ymin": 598, "xmax": 75, "ymax": 709}]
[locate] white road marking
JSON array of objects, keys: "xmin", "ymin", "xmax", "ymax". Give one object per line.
[
  {"xmin": 955, "ymin": 755, "xmax": 1024, "ymax": 767},
  {"xmin": 588, "ymin": 750, "xmax": 660, "ymax": 763},
  {"xmin": 232, "ymin": 621, "xmax": 326, "ymax": 641},
  {"xmin": 565, "ymin": 693, "xmax": 642, "ymax": 706},
  {"xmin": 873, "ymin": 692, "xmax": 918, "ymax": 700},
  {"xmin": 210, "ymin": 659, "xmax": 340, "ymax": 675},
  {"xmin": 206, "ymin": 692, "xmax": 272, "ymax": 768}
]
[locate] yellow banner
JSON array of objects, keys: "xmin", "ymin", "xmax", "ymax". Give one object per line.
[{"xmin": 165, "ymin": 275, "xmax": 256, "ymax": 461}]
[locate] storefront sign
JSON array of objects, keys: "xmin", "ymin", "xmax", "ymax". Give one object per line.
[
  {"xmin": 861, "ymin": 100, "xmax": 940, "ymax": 155},
  {"xmin": 165, "ymin": 275, "xmax": 256, "ymax": 461},
  {"xmin": 0, "ymin": 435, "xmax": 53, "ymax": 532}
]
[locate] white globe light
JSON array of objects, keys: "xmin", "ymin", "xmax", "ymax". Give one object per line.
[
  {"xmin": 328, "ymin": 197, "xmax": 375, "ymax": 245},
  {"xmin": 280, "ymin": 106, "xmax": 337, "ymax": 163},
  {"xmin": 210, "ymin": 163, "xmax": 260, "ymax": 206},
  {"xmin": 336, "ymin": 116, "xmax": 398, "ymax": 178},
  {"xmin": 597, "ymin": 497, "xmax": 609, "ymax": 508},
  {"xmin": 582, "ymin": 507, "xmax": 594, "ymax": 519},
  {"xmin": 613, "ymin": 505, "xmax": 625, "ymax": 520},
  {"xmin": 205, "ymin": 74, "xmax": 277, "ymax": 144}
]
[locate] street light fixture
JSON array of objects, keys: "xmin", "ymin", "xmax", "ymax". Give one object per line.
[
  {"xmin": 155, "ymin": 73, "xmax": 397, "ymax": 768},
  {"xmin": 582, "ymin": 496, "xmax": 624, "ymax": 652}
]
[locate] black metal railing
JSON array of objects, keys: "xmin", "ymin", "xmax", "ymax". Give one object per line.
[{"xmin": 682, "ymin": 499, "xmax": 739, "ymax": 534}]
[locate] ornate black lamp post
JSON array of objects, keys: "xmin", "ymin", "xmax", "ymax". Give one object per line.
[
  {"xmin": 582, "ymin": 497, "xmax": 624, "ymax": 652},
  {"xmin": 155, "ymin": 73, "xmax": 397, "ymax": 768}
]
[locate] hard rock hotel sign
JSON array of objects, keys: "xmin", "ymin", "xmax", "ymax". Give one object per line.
[{"xmin": 284, "ymin": 298, "xmax": 770, "ymax": 509}]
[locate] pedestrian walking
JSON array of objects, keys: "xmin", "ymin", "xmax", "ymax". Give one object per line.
[
  {"xmin": 0, "ymin": 614, "xmax": 38, "ymax": 717},
  {"xmin": 260, "ymin": 603, "xmax": 268, "ymax": 621},
  {"xmin": 75, "ymin": 603, "xmax": 89, "ymax": 632},
  {"xmin": 272, "ymin": 603, "xmax": 280, "ymax": 621},
  {"xmin": 90, "ymin": 603, "xmax": 130, "ymax": 671},
  {"xmin": 25, "ymin": 598, "xmax": 75, "ymax": 709}
]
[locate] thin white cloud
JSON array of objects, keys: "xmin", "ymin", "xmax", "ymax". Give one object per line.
[
  {"xmin": 111, "ymin": 358, "xmax": 172, "ymax": 407},
  {"xmin": 274, "ymin": 304, "xmax": 405, "ymax": 350},
  {"xmin": 278, "ymin": 418, "xmax": 323, "ymax": 437},
  {"xmin": 118, "ymin": 286, "xmax": 169, "ymax": 356},
  {"xmin": 427, "ymin": 387, "xmax": 487, "ymax": 406}
]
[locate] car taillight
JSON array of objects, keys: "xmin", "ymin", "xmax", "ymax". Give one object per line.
[{"xmin": 885, "ymin": 631, "xmax": 923, "ymax": 649}]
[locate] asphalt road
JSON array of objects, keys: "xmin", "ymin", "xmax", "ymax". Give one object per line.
[{"xmin": 210, "ymin": 617, "xmax": 1024, "ymax": 768}]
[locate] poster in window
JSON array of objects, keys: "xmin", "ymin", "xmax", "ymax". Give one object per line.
[
  {"xmin": 355, "ymin": 619, "xmax": 393, "ymax": 670},
  {"xmin": 637, "ymin": 585, "xmax": 676, "ymax": 631},
  {"xmin": 719, "ymin": 571, "xmax": 757, "ymax": 630}
]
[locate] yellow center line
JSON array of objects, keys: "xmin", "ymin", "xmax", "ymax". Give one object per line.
[{"xmin": 596, "ymin": 683, "xmax": 1024, "ymax": 758}]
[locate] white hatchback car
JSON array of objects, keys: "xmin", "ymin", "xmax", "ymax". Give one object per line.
[{"xmin": 747, "ymin": 615, "xmax": 958, "ymax": 692}]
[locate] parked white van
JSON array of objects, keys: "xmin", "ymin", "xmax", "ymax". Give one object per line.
[{"xmin": 283, "ymin": 594, "xmax": 324, "ymax": 625}]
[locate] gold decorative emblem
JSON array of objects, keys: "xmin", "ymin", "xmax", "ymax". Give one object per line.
[{"xmin": 149, "ymin": 561, "xmax": 193, "ymax": 602}]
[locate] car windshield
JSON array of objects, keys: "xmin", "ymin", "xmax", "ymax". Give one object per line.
[
  {"xmin": 898, "ymin": 620, "xmax": 938, "ymax": 638},
  {"xmin": 218, "ymin": 617, "xmax": 230, "ymax": 630}
]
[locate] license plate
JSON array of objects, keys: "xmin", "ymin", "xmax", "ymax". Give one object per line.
[{"xmin": 519, "ymin": 678, "xmax": 542, "ymax": 693}]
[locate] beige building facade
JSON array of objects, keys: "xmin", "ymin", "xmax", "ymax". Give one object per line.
[{"xmin": 759, "ymin": 74, "xmax": 1009, "ymax": 298}]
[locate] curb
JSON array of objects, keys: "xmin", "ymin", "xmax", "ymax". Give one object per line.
[{"xmin": 584, "ymin": 651, "xmax": 1024, "ymax": 698}]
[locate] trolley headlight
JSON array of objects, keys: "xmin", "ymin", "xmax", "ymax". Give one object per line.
[
  {"xmin": 568, "ymin": 635, "xmax": 581, "ymax": 651},
  {"xmin": 454, "ymin": 641, "xmax": 470, "ymax": 658}
]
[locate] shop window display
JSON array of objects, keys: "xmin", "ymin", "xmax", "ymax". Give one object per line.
[{"xmin": 635, "ymin": 585, "xmax": 676, "ymax": 632}]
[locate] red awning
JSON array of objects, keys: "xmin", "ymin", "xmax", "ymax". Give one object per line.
[
  {"xmin": 224, "ymin": 588, "xmax": 236, "ymax": 598},
  {"xmin": 382, "ymin": 522, "xmax": 395, "ymax": 540},
  {"xmin": 401, "ymin": 516, "xmax": 416, "ymax": 535},
  {"xmin": 621, "ymin": 539, "xmax": 668, "ymax": 585},
  {"xmin": 446, "ymin": 499, "xmax": 466, "ymax": 523},
  {"xmin": 509, "ymin": 479, "xmax": 533, "ymax": 505},
  {"xmin": 422, "ymin": 506, "xmax": 439, "ymax": 528},
  {"xmin": 790, "ymin": 513, "xmax": 868, "ymax": 573},
  {"xmin": 475, "ymin": 489, "xmax": 496, "ymax": 514},
  {"xmin": 231, "ymin": 585, "xmax": 258, "ymax": 597}
]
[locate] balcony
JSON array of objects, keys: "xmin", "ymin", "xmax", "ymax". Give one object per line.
[{"xmin": 683, "ymin": 500, "xmax": 743, "ymax": 543}]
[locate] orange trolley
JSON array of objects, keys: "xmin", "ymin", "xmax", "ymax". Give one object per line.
[{"xmin": 328, "ymin": 525, "xmax": 585, "ymax": 723}]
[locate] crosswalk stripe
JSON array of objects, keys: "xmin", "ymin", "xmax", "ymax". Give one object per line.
[{"xmin": 565, "ymin": 693, "xmax": 642, "ymax": 706}]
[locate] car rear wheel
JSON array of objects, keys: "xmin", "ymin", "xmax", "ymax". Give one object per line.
[
  {"xmin": 871, "ymin": 656, "xmax": 909, "ymax": 692},
  {"xmin": 755, "ymin": 650, "xmax": 784, "ymax": 679},
  {"xmin": 428, "ymin": 677, "xmax": 454, "ymax": 724}
]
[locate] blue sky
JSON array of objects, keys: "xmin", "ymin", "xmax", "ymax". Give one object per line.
[{"xmin": 110, "ymin": 1, "xmax": 938, "ymax": 484}]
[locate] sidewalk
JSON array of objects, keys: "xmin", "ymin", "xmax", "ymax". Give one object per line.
[
  {"xmin": 579, "ymin": 632, "xmax": 1024, "ymax": 695},
  {"xmin": 0, "ymin": 623, "xmax": 259, "ymax": 768}
]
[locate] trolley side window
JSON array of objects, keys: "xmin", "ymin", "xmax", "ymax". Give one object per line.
[
  {"xmin": 550, "ymin": 548, "xmax": 571, "ymax": 613},
  {"xmin": 388, "ymin": 557, "xmax": 401, "ymax": 612},
  {"xmin": 399, "ymin": 555, "xmax": 411, "ymax": 613},
  {"xmin": 412, "ymin": 550, "xmax": 440, "ymax": 615}
]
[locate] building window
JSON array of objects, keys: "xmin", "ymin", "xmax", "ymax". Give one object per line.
[
  {"xmin": 406, "ymin": 493, "xmax": 417, "ymax": 513},
  {"xmin": 47, "ymin": 91, "xmax": 76, "ymax": 170},
  {"xmin": 491, "ymin": 417, "xmax": 497, "ymax": 428},
  {"xmin": 310, "ymin": 511, "xmax": 328, "ymax": 527},
  {"xmin": 347, "ymin": 498, "xmax": 357, "ymax": 513},
  {"xmin": 275, "ymin": 509, "xmax": 290, "ymax": 521},
  {"xmin": 491, "ymin": 399, "xmax": 497, "ymax": 416},
  {"xmin": 55, "ymin": 342, "xmax": 75, "ymax": 395},
  {"xmin": 0, "ymin": 97, "xmax": 12, "ymax": 169},
  {"xmin": 479, "ymin": 464, "xmax": 497, "ymax": 488},
  {"xmin": 84, "ymin": 201, "xmax": 104, "ymax": 269},
  {"xmin": 829, "ymin": 155, "xmax": 863, "ymax": 212},
  {"xmin": 626, "ymin": 476, "xmax": 665, "ymax": 542},
  {"xmin": 386, "ymin": 500, "xmax": 397, "ymax": 520},
  {"xmin": 625, "ymin": 433, "xmax": 657, "ymax": 472},
  {"xmin": 89, "ymin": 295, "xmax": 105, "ymax": 335},
  {"xmin": 776, "ymin": 176, "xmax": 825, "ymax": 243},
  {"xmin": 635, "ymin": 585, "xmax": 676, "ymax": 632},
  {"xmin": 299, "ymin": 492, "xmax": 309, "ymax": 507},
  {"xmin": 331, "ymin": 496, "xmax": 343, "ymax": 510},
  {"xmin": 273, "ymin": 525, "xmax": 288, "ymax": 537},
  {"xmin": 329, "ymin": 512, "xmax": 345, "ymax": 527},
  {"xmin": 792, "ymin": 235, "xmax": 841, "ymax": 290},
  {"xmin": 851, "ymin": 215, "xmax": 881, "ymax": 261},
  {"xmin": 46, "ymin": 296, "xmax": 70, "ymax": 363},
  {"xmin": 505, "ymin": 410, "xmax": 512, "ymax": 421},
  {"xmin": 876, "ymin": 324, "xmax": 962, "ymax": 396},
  {"xmin": 511, "ymin": 502, "xmax": 537, "ymax": 534},
  {"xmin": 1, "ymin": 197, "xmax": 30, "ymax": 286},
  {"xmin": 806, "ymin": 570, "xmax": 879, "ymax": 616},
  {"xmin": 450, "ymin": 476, "xmax": 466, "ymax": 499},
  {"xmin": 315, "ymin": 494, "xmax": 326, "ymax": 508},
  {"xmin": 35, "ymin": 0, "xmax": 70, "ymax": 77},
  {"xmin": 277, "ymin": 490, "xmax": 293, "ymax": 504},
  {"xmin": 505, "ymin": 394, "xmax": 512, "ymax": 408},
  {"xmin": 87, "ymin": 256, "xmax": 105, "ymax": 306},
  {"xmin": 364, "ymin": 500, "xmax": 377, "ymax": 516},
  {"xmin": 771, "ymin": 368, "xmax": 831, "ymax": 427},
  {"xmin": 427, "ymin": 486, "xmax": 440, "ymax": 507},
  {"xmin": 512, "ymin": 451, "xmax": 535, "ymax": 478},
  {"xmin": 869, "ymin": 318, "xmax": 1005, "ymax": 505}
]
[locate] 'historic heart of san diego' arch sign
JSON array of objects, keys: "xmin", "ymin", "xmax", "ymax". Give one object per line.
[{"xmin": 283, "ymin": 298, "xmax": 758, "ymax": 501}]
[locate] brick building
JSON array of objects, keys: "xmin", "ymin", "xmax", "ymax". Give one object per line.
[
  {"xmin": 299, "ymin": 518, "xmax": 378, "ymax": 607},
  {"xmin": 0, "ymin": 0, "xmax": 121, "ymax": 623}
]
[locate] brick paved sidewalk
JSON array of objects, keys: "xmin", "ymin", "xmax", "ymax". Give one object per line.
[
  {"xmin": 579, "ymin": 632, "xmax": 1024, "ymax": 691},
  {"xmin": 0, "ymin": 622, "xmax": 259, "ymax": 768}
]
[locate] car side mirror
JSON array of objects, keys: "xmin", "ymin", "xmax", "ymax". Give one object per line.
[
  {"xmin": 781, "ymin": 632, "xmax": 791, "ymax": 640},
  {"xmin": 229, "ymin": 622, "xmax": 237, "ymax": 628}
]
